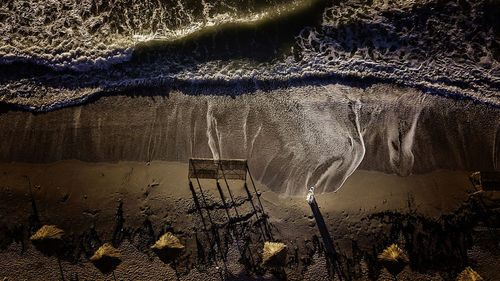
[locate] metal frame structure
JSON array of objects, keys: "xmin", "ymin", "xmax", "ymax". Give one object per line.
[
  {"xmin": 187, "ymin": 158, "xmax": 272, "ymax": 276},
  {"xmin": 188, "ymin": 158, "xmax": 270, "ymax": 236}
]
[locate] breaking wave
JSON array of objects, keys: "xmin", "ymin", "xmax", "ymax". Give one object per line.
[{"xmin": 0, "ymin": 0, "xmax": 499, "ymax": 110}]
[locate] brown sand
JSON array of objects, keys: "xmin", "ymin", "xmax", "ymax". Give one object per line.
[
  {"xmin": 1, "ymin": 87, "xmax": 498, "ymax": 195},
  {"xmin": 0, "ymin": 160, "xmax": 497, "ymax": 280}
]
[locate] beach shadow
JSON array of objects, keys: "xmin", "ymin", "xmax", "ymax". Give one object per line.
[{"xmin": 308, "ymin": 198, "xmax": 345, "ymax": 281}]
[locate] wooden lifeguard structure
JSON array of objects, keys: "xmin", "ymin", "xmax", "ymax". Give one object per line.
[
  {"xmin": 470, "ymin": 171, "xmax": 500, "ymax": 207},
  {"xmin": 470, "ymin": 171, "xmax": 500, "ymax": 192},
  {"xmin": 188, "ymin": 158, "xmax": 248, "ymax": 181},
  {"xmin": 187, "ymin": 158, "xmax": 272, "ymax": 275},
  {"xmin": 188, "ymin": 158, "xmax": 269, "ymax": 234}
]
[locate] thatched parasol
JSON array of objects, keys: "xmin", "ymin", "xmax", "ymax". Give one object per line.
[
  {"xmin": 456, "ymin": 267, "xmax": 483, "ymax": 281},
  {"xmin": 30, "ymin": 225, "xmax": 65, "ymax": 256},
  {"xmin": 30, "ymin": 225, "xmax": 67, "ymax": 280},
  {"xmin": 378, "ymin": 244, "xmax": 409, "ymax": 276},
  {"xmin": 151, "ymin": 232, "xmax": 185, "ymax": 264},
  {"xmin": 261, "ymin": 241, "xmax": 287, "ymax": 268},
  {"xmin": 90, "ymin": 243, "xmax": 122, "ymax": 275}
]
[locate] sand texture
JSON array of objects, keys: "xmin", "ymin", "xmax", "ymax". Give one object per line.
[
  {"xmin": 0, "ymin": 90, "xmax": 499, "ymax": 280},
  {"xmin": 0, "ymin": 160, "xmax": 498, "ymax": 280},
  {"xmin": 1, "ymin": 87, "xmax": 499, "ymax": 195}
]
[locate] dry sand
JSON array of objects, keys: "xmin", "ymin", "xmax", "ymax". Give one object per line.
[
  {"xmin": 0, "ymin": 160, "xmax": 498, "ymax": 280},
  {"xmin": 0, "ymin": 87, "xmax": 498, "ymax": 280}
]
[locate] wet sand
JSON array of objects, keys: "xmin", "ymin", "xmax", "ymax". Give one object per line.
[
  {"xmin": 1, "ymin": 85, "xmax": 499, "ymax": 195},
  {"xmin": 0, "ymin": 86, "xmax": 499, "ymax": 280}
]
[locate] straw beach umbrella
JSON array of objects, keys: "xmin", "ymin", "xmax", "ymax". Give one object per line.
[
  {"xmin": 378, "ymin": 244, "xmax": 409, "ymax": 277},
  {"xmin": 30, "ymin": 225, "xmax": 66, "ymax": 280},
  {"xmin": 90, "ymin": 243, "xmax": 123, "ymax": 277},
  {"xmin": 457, "ymin": 266, "xmax": 483, "ymax": 281},
  {"xmin": 151, "ymin": 232, "xmax": 185, "ymax": 264},
  {"xmin": 261, "ymin": 241, "xmax": 287, "ymax": 268}
]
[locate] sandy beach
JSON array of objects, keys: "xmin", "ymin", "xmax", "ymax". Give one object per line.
[
  {"xmin": 1, "ymin": 0, "xmax": 499, "ymax": 279},
  {"xmin": 0, "ymin": 87, "xmax": 499, "ymax": 280},
  {"xmin": 0, "ymin": 160, "xmax": 498, "ymax": 280}
]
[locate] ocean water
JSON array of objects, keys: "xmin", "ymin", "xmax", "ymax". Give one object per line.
[
  {"xmin": 0, "ymin": 0, "xmax": 499, "ymax": 194},
  {"xmin": 0, "ymin": 0, "xmax": 499, "ymax": 110}
]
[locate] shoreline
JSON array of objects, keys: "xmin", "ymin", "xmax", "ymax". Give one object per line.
[
  {"xmin": 1, "ymin": 86, "xmax": 498, "ymax": 194},
  {"xmin": 1, "ymin": 0, "xmax": 499, "ymax": 279}
]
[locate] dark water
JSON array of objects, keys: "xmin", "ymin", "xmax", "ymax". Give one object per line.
[{"xmin": 0, "ymin": 0, "xmax": 499, "ymax": 110}]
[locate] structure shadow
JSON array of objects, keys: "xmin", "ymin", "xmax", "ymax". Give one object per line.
[{"xmin": 308, "ymin": 196, "xmax": 345, "ymax": 281}]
